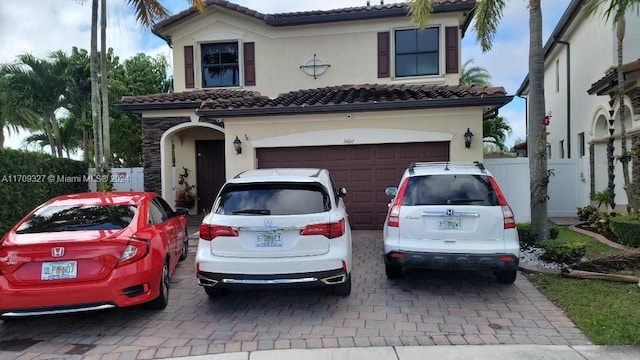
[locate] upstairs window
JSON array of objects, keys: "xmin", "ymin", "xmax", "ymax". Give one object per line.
[
  {"xmin": 394, "ymin": 28, "xmax": 439, "ymax": 77},
  {"xmin": 201, "ymin": 42, "xmax": 239, "ymax": 87}
]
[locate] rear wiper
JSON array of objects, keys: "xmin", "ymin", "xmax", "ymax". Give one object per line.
[{"xmin": 232, "ymin": 209, "xmax": 271, "ymax": 215}]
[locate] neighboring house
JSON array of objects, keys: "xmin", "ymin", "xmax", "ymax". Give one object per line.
[
  {"xmin": 119, "ymin": 0, "xmax": 513, "ymax": 229},
  {"xmin": 517, "ymin": 0, "xmax": 640, "ymax": 213}
]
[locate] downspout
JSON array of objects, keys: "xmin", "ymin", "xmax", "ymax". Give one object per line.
[{"xmin": 557, "ymin": 40, "xmax": 571, "ymax": 158}]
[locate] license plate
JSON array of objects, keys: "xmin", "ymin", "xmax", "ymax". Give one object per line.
[
  {"xmin": 438, "ymin": 217, "xmax": 462, "ymax": 230},
  {"xmin": 41, "ymin": 261, "xmax": 77, "ymax": 280},
  {"xmin": 256, "ymin": 231, "xmax": 283, "ymax": 247}
]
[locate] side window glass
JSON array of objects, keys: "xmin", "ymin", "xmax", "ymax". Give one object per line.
[
  {"xmin": 155, "ymin": 196, "xmax": 175, "ymax": 215},
  {"xmin": 148, "ymin": 201, "xmax": 165, "ymax": 224}
]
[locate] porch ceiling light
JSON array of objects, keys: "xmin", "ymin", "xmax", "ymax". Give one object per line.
[
  {"xmin": 233, "ymin": 136, "xmax": 242, "ymax": 155},
  {"xmin": 464, "ymin": 128, "xmax": 473, "ymax": 149}
]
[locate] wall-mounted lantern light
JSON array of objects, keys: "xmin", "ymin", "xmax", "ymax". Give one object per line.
[
  {"xmin": 464, "ymin": 128, "xmax": 473, "ymax": 149},
  {"xmin": 233, "ymin": 136, "xmax": 242, "ymax": 155}
]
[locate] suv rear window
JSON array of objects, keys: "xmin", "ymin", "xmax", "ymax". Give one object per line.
[
  {"xmin": 216, "ymin": 182, "xmax": 331, "ymax": 215},
  {"xmin": 402, "ymin": 174, "xmax": 497, "ymax": 206}
]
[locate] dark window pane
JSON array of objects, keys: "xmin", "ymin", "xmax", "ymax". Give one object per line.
[
  {"xmin": 395, "ymin": 54, "xmax": 417, "ymax": 77},
  {"xmin": 16, "ymin": 205, "xmax": 137, "ymax": 233},
  {"xmin": 203, "ymin": 65, "xmax": 239, "ymax": 87},
  {"xmin": 201, "ymin": 42, "xmax": 239, "ymax": 87},
  {"xmin": 417, "ymin": 53, "xmax": 439, "ymax": 75},
  {"xmin": 395, "ymin": 30, "xmax": 416, "ymax": 53},
  {"xmin": 394, "ymin": 28, "xmax": 440, "ymax": 77},
  {"xmin": 417, "ymin": 28, "xmax": 439, "ymax": 52}
]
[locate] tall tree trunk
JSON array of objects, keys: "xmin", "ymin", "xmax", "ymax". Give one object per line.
[
  {"xmin": 528, "ymin": 0, "xmax": 549, "ymax": 241},
  {"xmin": 100, "ymin": 0, "xmax": 112, "ymax": 191},
  {"xmin": 90, "ymin": 0, "xmax": 102, "ymax": 169},
  {"xmin": 0, "ymin": 127, "xmax": 4, "ymax": 148},
  {"xmin": 43, "ymin": 117, "xmax": 56, "ymax": 157},
  {"xmin": 615, "ymin": 9, "xmax": 634, "ymax": 213},
  {"xmin": 632, "ymin": 133, "xmax": 640, "ymax": 212},
  {"xmin": 101, "ymin": 0, "xmax": 111, "ymax": 170},
  {"xmin": 49, "ymin": 113, "xmax": 63, "ymax": 157},
  {"xmin": 608, "ymin": 137, "xmax": 616, "ymax": 209}
]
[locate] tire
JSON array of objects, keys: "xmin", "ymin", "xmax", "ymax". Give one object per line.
[
  {"xmin": 332, "ymin": 274, "xmax": 352, "ymax": 297},
  {"xmin": 385, "ymin": 264, "xmax": 403, "ymax": 279},
  {"xmin": 179, "ymin": 230, "xmax": 189, "ymax": 262},
  {"xmin": 147, "ymin": 261, "xmax": 169, "ymax": 310},
  {"xmin": 496, "ymin": 270, "xmax": 517, "ymax": 284}
]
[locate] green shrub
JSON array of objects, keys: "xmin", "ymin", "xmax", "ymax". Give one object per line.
[
  {"xmin": 609, "ymin": 215, "xmax": 640, "ymax": 248},
  {"xmin": 0, "ymin": 148, "xmax": 88, "ymax": 236},
  {"xmin": 577, "ymin": 205, "xmax": 599, "ymax": 223},
  {"xmin": 517, "ymin": 222, "xmax": 559, "ymax": 250},
  {"xmin": 539, "ymin": 239, "xmax": 587, "ymax": 265}
]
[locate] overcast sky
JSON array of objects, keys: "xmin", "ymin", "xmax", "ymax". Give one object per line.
[{"xmin": 1, "ymin": 0, "xmax": 572, "ymax": 152}]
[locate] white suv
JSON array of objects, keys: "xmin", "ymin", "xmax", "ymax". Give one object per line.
[
  {"xmin": 382, "ymin": 162, "xmax": 519, "ymax": 284},
  {"xmin": 196, "ymin": 168, "xmax": 352, "ymax": 296}
]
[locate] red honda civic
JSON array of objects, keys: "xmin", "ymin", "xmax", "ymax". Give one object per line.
[{"xmin": 0, "ymin": 192, "xmax": 189, "ymax": 317}]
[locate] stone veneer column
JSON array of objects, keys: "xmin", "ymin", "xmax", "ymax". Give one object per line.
[{"xmin": 141, "ymin": 117, "xmax": 190, "ymax": 194}]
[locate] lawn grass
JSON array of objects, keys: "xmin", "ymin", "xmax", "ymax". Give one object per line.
[{"xmin": 526, "ymin": 225, "xmax": 640, "ymax": 345}]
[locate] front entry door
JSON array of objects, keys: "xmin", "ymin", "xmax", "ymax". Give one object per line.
[{"xmin": 196, "ymin": 140, "xmax": 225, "ymax": 214}]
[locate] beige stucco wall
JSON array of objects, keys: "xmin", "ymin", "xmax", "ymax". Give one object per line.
[
  {"xmin": 221, "ymin": 107, "xmax": 484, "ymax": 178},
  {"xmin": 167, "ymin": 8, "xmax": 461, "ymax": 98}
]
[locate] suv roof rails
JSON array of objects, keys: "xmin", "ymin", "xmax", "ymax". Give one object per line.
[{"xmin": 408, "ymin": 161, "xmax": 486, "ymax": 175}]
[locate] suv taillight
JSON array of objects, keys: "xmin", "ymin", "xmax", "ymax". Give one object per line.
[
  {"xmin": 489, "ymin": 177, "xmax": 516, "ymax": 229},
  {"xmin": 386, "ymin": 178, "xmax": 410, "ymax": 227},
  {"xmin": 200, "ymin": 224, "xmax": 239, "ymax": 241},
  {"xmin": 301, "ymin": 219, "xmax": 345, "ymax": 239}
]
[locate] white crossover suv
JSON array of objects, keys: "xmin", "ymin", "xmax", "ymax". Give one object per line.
[
  {"xmin": 382, "ymin": 162, "xmax": 519, "ymax": 284},
  {"xmin": 196, "ymin": 168, "xmax": 352, "ymax": 296}
]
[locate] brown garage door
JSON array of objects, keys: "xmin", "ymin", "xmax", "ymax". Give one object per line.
[{"xmin": 256, "ymin": 142, "xmax": 449, "ymax": 230}]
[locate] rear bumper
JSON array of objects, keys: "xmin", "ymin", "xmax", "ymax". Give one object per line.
[
  {"xmin": 197, "ymin": 268, "xmax": 348, "ymax": 289},
  {"xmin": 0, "ymin": 259, "xmax": 162, "ymax": 317},
  {"xmin": 384, "ymin": 251, "xmax": 519, "ymax": 271}
]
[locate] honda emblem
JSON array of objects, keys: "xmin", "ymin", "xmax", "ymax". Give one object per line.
[{"xmin": 51, "ymin": 247, "xmax": 65, "ymax": 258}]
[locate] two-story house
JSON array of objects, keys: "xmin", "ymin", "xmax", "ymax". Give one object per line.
[
  {"xmin": 517, "ymin": 0, "xmax": 640, "ymax": 213},
  {"xmin": 119, "ymin": 0, "xmax": 513, "ymax": 229}
]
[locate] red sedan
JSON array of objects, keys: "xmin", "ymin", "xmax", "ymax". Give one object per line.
[{"xmin": 0, "ymin": 192, "xmax": 189, "ymax": 317}]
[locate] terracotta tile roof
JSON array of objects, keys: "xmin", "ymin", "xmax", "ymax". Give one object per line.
[
  {"xmin": 588, "ymin": 59, "xmax": 640, "ymax": 96},
  {"xmin": 120, "ymin": 89, "xmax": 263, "ymax": 109},
  {"xmin": 153, "ymin": 0, "xmax": 476, "ymax": 40},
  {"xmin": 119, "ymin": 84, "xmax": 512, "ymax": 116}
]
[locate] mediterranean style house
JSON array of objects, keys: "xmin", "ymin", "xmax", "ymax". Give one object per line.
[
  {"xmin": 517, "ymin": 0, "xmax": 640, "ymax": 213},
  {"xmin": 119, "ymin": 0, "xmax": 513, "ymax": 229}
]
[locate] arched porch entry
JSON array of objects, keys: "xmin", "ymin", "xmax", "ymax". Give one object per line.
[{"xmin": 161, "ymin": 122, "xmax": 226, "ymax": 214}]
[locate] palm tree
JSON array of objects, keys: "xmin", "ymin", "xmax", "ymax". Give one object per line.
[
  {"xmin": 459, "ymin": 59, "xmax": 491, "ymax": 87},
  {"xmin": 410, "ymin": 0, "xmax": 549, "ymax": 240},
  {"xmin": 0, "ymin": 72, "xmax": 40, "ymax": 148},
  {"xmin": 483, "ymin": 116, "xmax": 512, "ymax": 151},
  {"xmin": 1, "ymin": 54, "xmax": 70, "ymax": 157},
  {"xmin": 585, "ymin": 0, "xmax": 640, "ymax": 214},
  {"xmin": 86, "ymin": 0, "xmax": 206, "ymax": 190}
]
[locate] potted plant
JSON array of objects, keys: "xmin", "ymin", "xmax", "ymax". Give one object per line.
[{"xmin": 175, "ymin": 167, "xmax": 197, "ymax": 209}]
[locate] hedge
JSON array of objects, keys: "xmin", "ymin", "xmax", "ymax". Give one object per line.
[
  {"xmin": 609, "ymin": 215, "xmax": 640, "ymax": 248},
  {"xmin": 0, "ymin": 148, "xmax": 88, "ymax": 236}
]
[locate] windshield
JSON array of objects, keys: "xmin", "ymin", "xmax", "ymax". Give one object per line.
[
  {"xmin": 402, "ymin": 174, "xmax": 498, "ymax": 206},
  {"xmin": 16, "ymin": 204, "xmax": 138, "ymax": 234}
]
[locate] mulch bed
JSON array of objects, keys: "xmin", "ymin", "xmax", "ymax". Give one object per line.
[{"xmin": 574, "ymin": 222, "xmax": 619, "ymax": 243}]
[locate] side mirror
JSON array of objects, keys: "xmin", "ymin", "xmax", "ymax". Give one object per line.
[
  {"xmin": 338, "ymin": 187, "xmax": 347, "ymax": 198},
  {"xmin": 385, "ymin": 187, "xmax": 398, "ymax": 197},
  {"xmin": 175, "ymin": 207, "xmax": 189, "ymax": 216}
]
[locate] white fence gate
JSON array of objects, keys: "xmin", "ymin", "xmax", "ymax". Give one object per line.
[
  {"xmin": 484, "ymin": 158, "xmax": 580, "ymax": 223},
  {"xmin": 87, "ymin": 167, "xmax": 144, "ymax": 192}
]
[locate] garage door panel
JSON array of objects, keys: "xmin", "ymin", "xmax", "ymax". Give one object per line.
[{"xmin": 257, "ymin": 142, "xmax": 449, "ymax": 229}]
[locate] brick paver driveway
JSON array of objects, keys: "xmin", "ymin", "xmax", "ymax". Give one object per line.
[{"xmin": 0, "ymin": 230, "xmax": 591, "ymax": 359}]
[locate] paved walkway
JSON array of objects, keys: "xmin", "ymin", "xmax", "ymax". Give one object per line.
[{"xmin": 0, "ymin": 230, "xmax": 591, "ymax": 359}]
